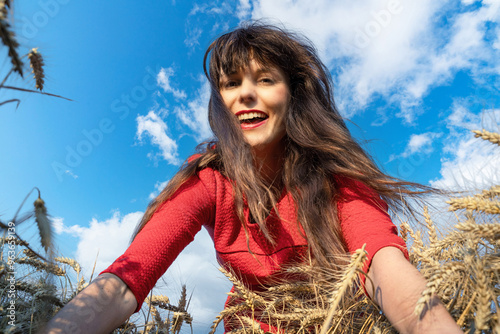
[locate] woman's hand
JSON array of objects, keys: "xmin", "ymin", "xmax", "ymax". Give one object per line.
[
  {"xmin": 38, "ymin": 273, "xmax": 137, "ymax": 334},
  {"xmin": 366, "ymin": 247, "xmax": 463, "ymax": 334}
]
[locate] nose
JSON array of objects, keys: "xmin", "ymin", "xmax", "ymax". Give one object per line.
[{"xmin": 238, "ymin": 79, "xmax": 257, "ymax": 104}]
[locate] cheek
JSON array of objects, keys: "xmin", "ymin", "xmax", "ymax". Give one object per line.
[
  {"xmin": 275, "ymin": 89, "xmax": 290, "ymax": 114},
  {"xmin": 219, "ymin": 92, "xmax": 232, "ymax": 108}
]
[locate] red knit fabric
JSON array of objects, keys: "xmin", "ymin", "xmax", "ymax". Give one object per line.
[{"xmin": 100, "ymin": 167, "xmax": 408, "ymax": 330}]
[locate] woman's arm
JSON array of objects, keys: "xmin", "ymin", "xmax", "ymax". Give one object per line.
[
  {"xmin": 39, "ymin": 273, "xmax": 137, "ymax": 334},
  {"xmin": 366, "ymin": 247, "xmax": 463, "ymax": 334}
]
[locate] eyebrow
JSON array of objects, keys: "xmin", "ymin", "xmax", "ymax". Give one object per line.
[{"xmin": 222, "ymin": 67, "xmax": 278, "ymax": 77}]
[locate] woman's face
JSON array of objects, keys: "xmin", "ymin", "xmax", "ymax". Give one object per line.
[{"xmin": 219, "ymin": 59, "xmax": 290, "ymax": 158}]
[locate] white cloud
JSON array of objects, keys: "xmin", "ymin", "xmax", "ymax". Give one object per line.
[
  {"xmin": 64, "ymin": 170, "xmax": 78, "ymax": 179},
  {"xmin": 402, "ymin": 132, "xmax": 441, "ymax": 157},
  {"xmin": 174, "ymin": 77, "xmax": 213, "ymax": 141},
  {"xmin": 446, "ymin": 102, "xmax": 481, "ymax": 131},
  {"xmin": 184, "ymin": 27, "xmax": 203, "ymax": 49},
  {"xmin": 431, "ymin": 135, "xmax": 500, "ymax": 191},
  {"xmin": 189, "ymin": 2, "xmax": 231, "ymax": 16},
  {"xmin": 136, "ymin": 110, "xmax": 180, "ymax": 165},
  {"xmin": 152, "ymin": 229, "xmax": 231, "ymax": 332},
  {"xmin": 138, "ymin": 72, "xmax": 212, "ymax": 163},
  {"xmin": 148, "ymin": 179, "xmax": 169, "ymax": 200},
  {"xmin": 388, "ymin": 131, "xmax": 441, "ymax": 163},
  {"xmin": 76, "ymin": 212, "xmax": 142, "ymax": 278},
  {"xmin": 247, "ymin": 0, "xmax": 500, "ymax": 122},
  {"xmin": 237, "ymin": 0, "xmax": 252, "ymax": 20},
  {"xmin": 53, "ymin": 217, "xmax": 85, "ymax": 236},
  {"xmin": 55, "ymin": 211, "xmax": 228, "ymax": 333},
  {"xmin": 431, "ymin": 107, "xmax": 500, "ymax": 191},
  {"xmin": 493, "ymin": 27, "xmax": 500, "ymax": 51},
  {"xmin": 157, "ymin": 67, "xmax": 187, "ymax": 100},
  {"xmin": 52, "ymin": 212, "xmax": 143, "ymax": 278}
]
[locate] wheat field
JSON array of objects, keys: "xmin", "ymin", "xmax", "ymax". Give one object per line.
[{"xmin": 0, "ymin": 130, "xmax": 498, "ymax": 333}]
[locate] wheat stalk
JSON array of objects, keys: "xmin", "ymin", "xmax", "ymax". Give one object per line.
[
  {"xmin": 34, "ymin": 196, "xmax": 54, "ymax": 253},
  {"xmin": 220, "ymin": 266, "xmax": 266, "ymax": 307},
  {"xmin": 319, "ymin": 245, "xmax": 367, "ymax": 334},
  {"xmin": 28, "ymin": 48, "xmax": 45, "ymax": 91},
  {"xmin": 241, "ymin": 316, "xmax": 266, "ymax": 333},
  {"xmin": 0, "ymin": 1, "xmax": 7, "ymax": 20},
  {"xmin": 55, "ymin": 257, "xmax": 81, "ymax": 275},
  {"xmin": 424, "ymin": 206, "xmax": 438, "ymax": 244},
  {"xmin": 447, "ymin": 197, "xmax": 500, "ymax": 214},
  {"xmin": 149, "ymin": 294, "xmax": 171, "ymax": 305},
  {"xmin": 0, "ymin": 236, "xmax": 29, "ymax": 247},
  {"xmin": 0, "ymin": 6, "xmax": 23, "ymax": 77},
  {"xmin": 474, "ymin": 258, "xmax": 492, "ymax": 331},
  {"xmin": 476, "ymin": 185, "xmax": 500, "ymax": 199},
  {"xmin": 16, "ymin": 257, "xmax": 66, "ymax": 276},
  {"xmin": 414, "ymin": 261, "xmax": 464, "ymax": 316},
  {"xmin": 145, "ymin": 296, "xmax": 167, "ymax": 331},
  {"xmin": 472, "ymin": 129, "xmax": 500, "ymax": 146},
  {"xmin": 455, "ymin": 221, "xmax": 500, "ymax": 238},
  {"xmin": 267, "ymin": 282, "xmax": 315, "ymax": 294}
]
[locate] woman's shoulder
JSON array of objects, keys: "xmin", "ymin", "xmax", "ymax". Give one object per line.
[
  {"xmin": 333, "ymin": 174, "xmax": 387, "ymax": 205},
  {"xmin": 334, "ymin": 175, "xmax": 374, "ymax": 195},
  {"xmin": 184, "ymin": 153, "xmax": 228, "ymax": 188}
]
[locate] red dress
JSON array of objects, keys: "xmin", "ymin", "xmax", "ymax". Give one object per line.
[{"xmin": 101, "ymin": 167, "xmax": 408, "ymax": 331}]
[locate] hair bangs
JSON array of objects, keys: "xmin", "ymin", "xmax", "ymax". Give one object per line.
[{"xmin": 206, "ymin": 25, "xmax": 293, "ymax": 89}]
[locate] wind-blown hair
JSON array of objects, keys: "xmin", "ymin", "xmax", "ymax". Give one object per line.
[{"xmin": 133, "ymin": 22, "xmax": 430, "ymax": 272}]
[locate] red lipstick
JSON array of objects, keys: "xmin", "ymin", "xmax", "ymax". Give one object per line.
[{"xmin": 235, "ymin": 109, "xmax": 268, "ymax": 130}]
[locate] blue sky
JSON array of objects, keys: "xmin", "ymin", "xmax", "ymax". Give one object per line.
[{"xmin": 1, "ymin": 0, "xmax": 499, "ymax": 332}]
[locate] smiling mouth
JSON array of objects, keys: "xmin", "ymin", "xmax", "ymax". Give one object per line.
[{"xmin": 237, "ymin": 111, "xmax": 269, "ymax": 124}]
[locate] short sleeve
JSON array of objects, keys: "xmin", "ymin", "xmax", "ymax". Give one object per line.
[
  {"xmin": 336, "ymin": 178, "xmax": 409, "ymax": 289},
  {"xmin": 100, "ymin": 173, "xmax": 215, "ymax": 312}
]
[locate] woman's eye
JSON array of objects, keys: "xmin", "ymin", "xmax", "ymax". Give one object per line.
[
  {"xmin": 222, "ymin": 81, "xmax": 238, "ymax": 89},
  {"xmin": 259, "ymin": 77, "xmax": 274, "ymax": 84}
]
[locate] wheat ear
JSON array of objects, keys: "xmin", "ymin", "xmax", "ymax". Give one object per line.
[
  {"xmin": 472, "ymin": 129, "xmax": 500, "ymax": 146},
  {"xmin": 28, "ymin": 48, "xmax": 45, "ymax": 91},
  {"xmin": 423, "ymin": 206, "xmax": 438, "ymax": 244},
  {"xmin": 0, "ymin": 10, "xmax": 23, "ymax": 76},
  {"xmin": 34, "ymin": 196, "xmax": 54, "ymax": 253},
  {"xmin": 319, "ymin": 245, "xmax": 367, "ymax": 334},
  {"xmin": 447, "ymin": 197, "xmax": 500, "ymax": 214},
  {"xmin": 219, "ymin": 266, "xmax": 266, "ymax": 306},
  {"xmin": 474, "ymin": 258, "xmax": 492, "ymax": 331},
  {"xmin": 16, "ymin": 257, "xmax": 65, "ymax": 276},
  {"xmin": 55, "ymin": 257, "xmax": 81, "ymax": 275}
]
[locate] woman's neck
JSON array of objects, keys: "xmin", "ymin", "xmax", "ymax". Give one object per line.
[{"xmin": 252, "ymin": 149, "xmax": 284, "ymax": 189}]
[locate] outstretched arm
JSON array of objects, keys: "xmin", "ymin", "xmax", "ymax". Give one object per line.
[
  {"xmin": 39, "ymin": 273, "xmax": 137, "ymax": 334},
  {"xmin": 366, "ymin": 247, "xmax": 463, "ymax": 334}
]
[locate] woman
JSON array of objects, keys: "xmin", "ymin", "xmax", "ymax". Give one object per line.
[{"xmin": 42, "ymin": 23, "xmax": 462, "ymax": 333}]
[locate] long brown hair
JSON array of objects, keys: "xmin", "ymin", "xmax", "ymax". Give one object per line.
[{"xmin": 133, "ymin": 22, "xmax": 431, "ymax": 271}]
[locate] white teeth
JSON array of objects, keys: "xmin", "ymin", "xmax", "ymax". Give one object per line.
[{"xmin": 237, "ymin": 111, "xmax": 267, "ymax": 121}]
